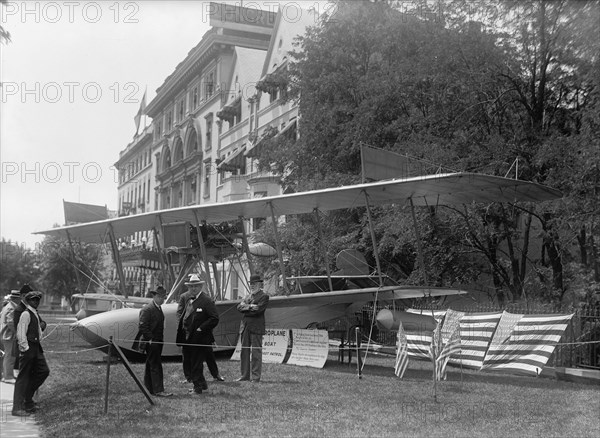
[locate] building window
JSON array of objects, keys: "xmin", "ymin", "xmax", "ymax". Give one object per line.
[
  {"xmin": 269, "ymin": 88, "xmax": 279, "ymax": 103},
  {"xmin": 192, "ymin": 87, "xmax": 198, "ymax": 109},
  {"xmin": 156, "ymin": 121, "xmax": 162, "ymax": 138},
  {"xmin": 205, "ymin": 71, "xmax": 214, "ymax": 99},
  {"xmin": 178, "ymin": 99, "xmax": 185, "ymax": 122},
  {"xmin": 190, "ymin": 178, "xmax": 197, "ymax": 205},
  {"xmin": 205, "ymin": 114, "xmax": 213, "ymax": 150},
  {"xmin": 167, "ymin": 110, "xmax": 173, "ymax": 132},
  {"xmin": 203, "ymin": 163, "xmax": 211, "ymax": 198},
  {"xmin": 249, "ymin": 99, "xmax": 256, "ymax": 133}
]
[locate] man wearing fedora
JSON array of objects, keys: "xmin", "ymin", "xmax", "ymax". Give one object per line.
[
  {"xmin": 136, "ymin": 287, "xmax": 172, "ymax": 397},
  {"xmin": 176, "ymin": 276, "xmax": 224, "ymax": 385},
  {"xmin": 176, "ymin": 274, "xmax": 220, "ymax": 394},
  {"xmin": 236, "ymin": 274, "xmax": 270, "ymax": 382},
  {"xmin": 12, "ymin": 290, "xmax": 50, "ymax": 417},
  {"xmin": 0, "ymin": 290, "xmax": 21, "ymax": 382}
]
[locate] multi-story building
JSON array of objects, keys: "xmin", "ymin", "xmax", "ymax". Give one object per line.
[{"xmin": 115, "ymin": 3, "xmax": 318, "ymax": 298}]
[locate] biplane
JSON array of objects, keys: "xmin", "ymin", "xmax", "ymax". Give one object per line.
[{"xmin": 35, "ymin": 172, "xmax": 562, "ymax": 360}]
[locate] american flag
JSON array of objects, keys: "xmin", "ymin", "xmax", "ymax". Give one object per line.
[
  {"xmin": 481, "ymin": 312, "xmax": 574, "ymax": 376},
  {"xmin": 405, "ymin": 309, "xmax": 445, "ymax": 359},
  {"xmin": 435, "ymin": 309, "xmax": 463, "ymax": 380},
  {"xmin": 448, "ymin": 312, "xmax": 504, "ymax": 369},
  {"xmin": 429, "ymin": 321, "xmax": 443, "ymax": 381},
  {"xmin": 394, "ymin": 323, "xmax": 409, "ymax": 378}
]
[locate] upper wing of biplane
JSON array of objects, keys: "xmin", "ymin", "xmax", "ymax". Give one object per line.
[{"xmin": 34, "ymin": 172, "xmax": 562, "ymax": 243}]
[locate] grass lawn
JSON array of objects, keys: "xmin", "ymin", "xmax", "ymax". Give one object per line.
[{"xmin": 30, "ymin": 316, "xmax": 600, "ymax": 437}]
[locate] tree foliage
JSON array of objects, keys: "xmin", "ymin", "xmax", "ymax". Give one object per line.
[
  {"xmin": 0, "ymin": 239, "xmax": 41, "ymax": 293},
  {"xmin": 254, "ymin": 0, "xmax": 599, "ymax": 304},
  {"xmin": 37, "ymin": 234, "xmax": 107, "ymax": 299}
]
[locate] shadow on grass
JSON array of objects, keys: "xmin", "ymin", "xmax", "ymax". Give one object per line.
[{"xmin": 323, "ymin": 357, "xmax": 588, "ymax": 392}]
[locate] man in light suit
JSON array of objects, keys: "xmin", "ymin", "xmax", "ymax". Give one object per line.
[
  {"xmin": 137, "ymin": 287, "xmax": 172, "ymax": 397},
  {"xmin": 176, "ymin": 274, "xmax": 219, "ymax": 394},
  {"xmin": 236, "ymin": 274, "xmax": 269, "ymax": 382}
]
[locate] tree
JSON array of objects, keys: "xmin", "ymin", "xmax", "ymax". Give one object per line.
[
  {"xmin": 37, "ymin": 234, "xmax": 107, "ymax": 300},
  {"xmin": 0, "ymin": 0, "xmax": 12, "ymax": 44},
  {"xmin": 0, "ymin": 239, "xmax": 41, "ymax": 293},
  {"xmin": 253, "ymin": 0, "xmax": 598, "ymax": 304}
]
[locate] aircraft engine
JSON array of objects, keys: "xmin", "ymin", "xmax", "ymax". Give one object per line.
[{"xmin": 375, "ymin": 309, "xmax": 437, "ymax": 332}]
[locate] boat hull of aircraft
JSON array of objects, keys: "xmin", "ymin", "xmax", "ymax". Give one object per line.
[
  {"xmin": 71, "ymin": 300, "xmax": 357, "ymax": 361},
  {"xmin": 70, "ymin": 286, "xmax": 468, "ymax": 361}
]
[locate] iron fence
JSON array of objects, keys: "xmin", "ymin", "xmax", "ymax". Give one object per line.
[{"xmin": 320, "ymin": 303, "xmax": 600, "ymax": 370}]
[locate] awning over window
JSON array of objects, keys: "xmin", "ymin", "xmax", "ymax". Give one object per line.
[
  {"xmin": 216, "ymin": 146, "xmax": 246, "ymax": 172},
  {"xmin": 245, "ymin": 120, "xmax": 296, "ymax": 159}
]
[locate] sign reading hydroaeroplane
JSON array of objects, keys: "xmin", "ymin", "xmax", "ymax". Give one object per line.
[{"xmin": 35, "ymin": 172, "xmax": 562, "ymax": 360}]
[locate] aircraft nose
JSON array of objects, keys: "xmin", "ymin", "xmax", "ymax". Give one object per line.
[
  {"xmin": 376, "ymin": 309, "xmax": 396, "ymax": 331},
  {"xmin": 71, "ymin": 321, "xmax": 109, "ymax": 351}
]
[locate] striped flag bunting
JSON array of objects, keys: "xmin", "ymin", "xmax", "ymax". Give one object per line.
[
  {"xmin": 390, "ymin": 308, "xmax": 573, "ymax": 378},
  {"xmin": 448, "ymin": 312, "xmax": 504, "ymax": 369},
  {"xmin": 394, "ymin": 323, "xmax": 409, "ymax": 378},
  {"xmin": 481, "ymin": 312, "xmax": 574, "ymax": 376}
]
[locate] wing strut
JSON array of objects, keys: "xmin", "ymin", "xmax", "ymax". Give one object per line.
[
  {"xmin": 362, "ymin": 190, "xmax": 384, "ymax": 287},
  {"xmin": 268, "ymin": 201, "xmax": 289, "ymax": 294},
  {"xmin": 192, "ymin": 211, "xmax": 215, "ymax": 298},
  {"xmin": 409, "ymin": 197, "xmax": 438, "ymax": 401},
  {"xmin": 107, "ymin": 223, "xmax": 128, "ymax": 297},
  {"xmin": 314, "ymin": 208, "xmax": 334, "ymax": 292},
  {"xmin": 239, "ymin": 216, "xmax": 255, "ymax": 276},
  {"xmin": 65, "ymin": 229, "xmax": 84, "ymax": 294},
  {"xmin": 156, "ymin": 214, "xmax": 175, "ymax": 290}
]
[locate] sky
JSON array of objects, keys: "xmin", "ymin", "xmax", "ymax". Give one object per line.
[{"xmin": 0, "ymin": 1, "xmax": 330, "ymax": 250}]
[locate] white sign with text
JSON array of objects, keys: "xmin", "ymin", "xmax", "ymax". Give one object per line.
[
  {"xmin": 230, "ymin": 328, "xmax": 289, "ymax": 364},
  {"xmin": 286, "ymin": 329, "xmax": 329, "ymax": 368}
]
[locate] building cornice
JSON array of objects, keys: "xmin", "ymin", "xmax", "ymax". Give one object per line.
[
  {"xmin": 115, "ymin": 128, "xmax": 154, "ymax": 167},
  {"xmin": 146, "ymin": 34, "xmax": 270, "ymax": 117}
]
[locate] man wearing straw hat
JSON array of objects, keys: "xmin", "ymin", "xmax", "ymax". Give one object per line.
[
  {"xmin": 0, "ymin": 290, "xmax": 21, "ymax": 382},
  {"xmin": 137, "ymin": 287, "xmax": 172, "ymax": 397},
  {"xmin": 176, "ymin": 275, "xmax": 225, "ymax": 385},
  {"xmin": 176, "ymin": 273, "xmax": 219, "ymax": 394}
]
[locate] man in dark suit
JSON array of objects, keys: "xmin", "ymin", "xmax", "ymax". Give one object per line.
[
  {"xmin": 12, "ymin": 291, "xmax": 50, "ymax": 417},
  {"xmin": 138, "ymin": 288, "xmax": 172, "ymax": 397},
  {"xmin": 176, "ymin": 279, "xmax": 224, "ymax": 384},
  {"xmin": 236, "ymin": 274, "xmax": 270, "ymax": 382},
  {"xmin": 176, "ymin": 274, "xmax": 219, "ymax": 394}
]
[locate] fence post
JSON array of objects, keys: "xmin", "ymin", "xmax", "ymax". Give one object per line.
[
  {"xmin": 104, "ymin": 336, "xmax": 113, "ymax": 415},
  {"xmin": 355, "ymin": 327, "xmax": 362, "ymax": 379}
]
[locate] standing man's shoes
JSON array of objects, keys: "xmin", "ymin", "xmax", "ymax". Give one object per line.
[
  {"xmin": 12, "ymin": 410, "xmax": 31, "ymax": 417},
  {"xmin": 235, "ymin": 377, "xmax": 249, "ymax": 382},
  {"xmin": 214, "ymin": 375, "xmax": 225, "ymax": 382},
  {"xmin": 200, "ymin": 381, "xmax": 209, "ymax": 390},
  {"xmin": 188, "ymin": 388, "xmax": 203, "ymax": 394},
  {"xmin": 154, "ymin": 392, "xmax": 173, "ymax": 397}
]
